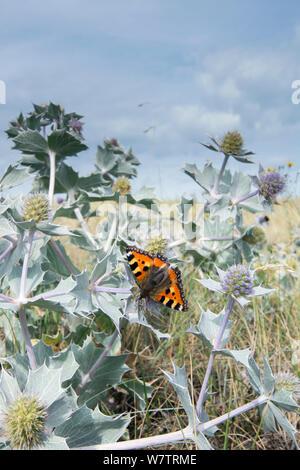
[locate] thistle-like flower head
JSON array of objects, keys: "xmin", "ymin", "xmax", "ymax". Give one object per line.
[
  {"xmin": 22, "ymin": 193, "xmax": 50, "ymax": 224},
  {"xmin": 220, "ymin": 264, "xmax": 254, "ymax": 297},
  {"xmin": 274, "ymin": 372, "xmax": 300, "ymax": 401},
  {"xmin": 144, "ymin": 235, "xmax": 168, "ymax": 254},
  {"xmin": 112, "ymin": 176, "xmax": 131, "ymax": 195},
  {"xmin": 0, "ymin": 366, "xmax": 70, "ymax": 450},
  {"xmin": 197, "ymin": 264, "xmax": 274, "ymax": 307},
  {"xmin": 4, "ymin": 395, "xmax": 48, "ymax": 450},
  {"xmin": 220, "ymin": 131, "xmax": 244, "ymax": 155},
  {"xmin": 242, "ymin": 226, "xmax": 267, "ymax": 245},
  {"xmin": 258, "ymin": 170, "xmax": 285, "ymax": 201}
]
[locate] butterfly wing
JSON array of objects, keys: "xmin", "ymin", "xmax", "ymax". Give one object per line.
[
  {"xmin": 126, "ymin": 246, "xmax": 154, "ymax": 287},
  {"xmin": 155, "ymin": 265, "xmax": 188, "ymax": 311},
  {"xmin": 126, "ymin": 246, "xmax": 188, "ymax": 312}
]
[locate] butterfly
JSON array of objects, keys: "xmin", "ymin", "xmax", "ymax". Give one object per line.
[{"xmin": 126, "ymin": 246, "xmax": 188, "ymax": 312}]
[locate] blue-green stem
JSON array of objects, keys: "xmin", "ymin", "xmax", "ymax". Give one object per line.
[{"xmin": 196, "ymin": 295, "xmax": 235, "ymax": 416}]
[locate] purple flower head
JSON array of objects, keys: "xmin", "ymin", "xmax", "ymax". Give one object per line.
[
  {"xmin": 221, "ymin": 264, "xmax": 254, "ymax": 297},
  {"xmin": 258, "ymin": 171, "xmax": 285, "ymax": 201},
  {"xmin": 69, "ymin": 118, "xmax": 83, "ymax": 133}
]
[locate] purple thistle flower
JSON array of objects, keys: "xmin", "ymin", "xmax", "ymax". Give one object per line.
[
  {"xmin": 258, "ymin": 171, "xmax": 285, "ymax": 201},
  {"xmin": 69, "ymin": 118, "xmax": 83, "ymax": 133},
  {"xmin": 221, "ymin": 264, "xmax": 254, "ymax": 297}
]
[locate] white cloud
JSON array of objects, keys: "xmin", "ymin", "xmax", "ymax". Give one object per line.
[{"xmin": 170, "ymin": 105, "xmax": 241, "ymax": 135}]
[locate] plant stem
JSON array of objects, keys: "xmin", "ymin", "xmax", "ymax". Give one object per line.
[
  {"xmin": 196, "ymin": 296, "xmax": 235, "ymax": 416},
  {"xmin": 0, "ymin": 237, "xmax": 17, "ymax": 263},
  {"xmin": 48, "ymin": 150, "xmax": 56, "ymax": 209},
  {"xmin": 19, "ymin": 228, "xmax": 35, "ymax": 302},
  {"xmin": 72, "ymin": 395, "xmax": 268, "ymax": 450},
  {"xmin": 16, "ymin": 228, "xmax": 38, "ymax": 369},
  {"xmin": 232, "ymin": 189, "xmax": 259, "ymax": 206},
  {"xmin": 18, "ymin": 306, "xmax": 37, "ymax": 370},
  {"xmin": 0, "ymin": 294, "xmax": 16, "ymax": 303},
  {"xmin": 74, "ymin": 207, "xmax": 98, "ymax": 249},
  {"xmin": 92, "ymin": 286, "xmax": 131, "ymax": 294},
  {"xmin": 211, "ymin": 153, "xmax": 230, "ymax": 199}
]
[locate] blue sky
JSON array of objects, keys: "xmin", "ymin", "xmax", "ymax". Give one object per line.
[{"xmin": 1, "ymin": 0, "xmax": 300, "ymax": 199}]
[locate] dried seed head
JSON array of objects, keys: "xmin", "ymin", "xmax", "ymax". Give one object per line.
[
  {"xmin": 23, "ymin": 193, "xmax": 50, "ymax": 224},
  {"xmin": 258, "ymin": 171, "xmax": 285, "ymax": 201},
  {"xmin": 112, "ymin": 176, "xmax": 131, "ymax": 195},
  {"xmin": 220, "ymin": 131, "xmax": 244, "ymax": 155},
  {"xmin": 4, "ymin": 395, "xmax": 48, "ymax": 450},
  {"xmin": 221, "ymin": 264, "xmax": 254, "ymax": 297}
]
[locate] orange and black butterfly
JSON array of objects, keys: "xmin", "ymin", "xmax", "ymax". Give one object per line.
[{"xmin": 126, "ymin": 246, "xmax": 188, "ymax": 312}]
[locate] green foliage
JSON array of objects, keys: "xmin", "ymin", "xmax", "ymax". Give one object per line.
[{"xmin": 0, "ymin": 101, "xmax": 298, "ymax": 451}]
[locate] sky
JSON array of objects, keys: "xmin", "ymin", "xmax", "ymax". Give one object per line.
[{"xmin": 1, "ymin": 0, "xmax": 300, "ymax": 199}]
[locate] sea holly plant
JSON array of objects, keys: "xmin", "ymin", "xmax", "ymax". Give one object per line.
[
  {"xmin": 181, "ymin": 131, "xmax": 287, "ymax": 269},
  {"xmin": 0, "ymin": 104, "xmax": 298, "ymax": 450}
]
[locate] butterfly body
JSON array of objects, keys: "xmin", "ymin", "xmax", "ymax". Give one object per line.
[{"xmin": 126, "ymin": 246, "xmax": 188, "ymax": 312}]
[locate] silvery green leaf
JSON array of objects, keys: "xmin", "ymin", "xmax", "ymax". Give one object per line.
[
  {"xmin": 93, "ymin": 291, "xmax": 124, "ymax": 331},
  {"xmin": 232, "ymin": 154, "xmax": 254, "ymax": 164},
  {"xmin": 187, "ymin": 307, "xmax": 232, "ymax": 349},
  {"xmin": 246, "ymin": 357, "xmax": 263, "ymax": 395},
  {"xmin": 196, "ymin": 278, "xmax": 225, "ymax": 294},
  {"xmin": 0, "ymin": 165, "xmax": 31, "ymax": 191},
  {"xmin": 263, "ymin": 356, "xmax": 275, "ymax": 395},
  {"xmin": 45, "ymin": 239, "xmax": 79, "ymax": 277},
  {"xmin": 0, "ymin": 309, "xmax": 24, "ymax": 356},
  {"xmin": 26, "ymin": 276, "xmax": 77, "ymax": 315},
  {"xmin": 70, "ymin": 337, "xmax": 129, "ymax": 408},
  {"xmin": 48, "ymin": 129, "xmax": 88, "ymax": 157},
  {"xmin": 209, "ymin": 196, "xmax": 231, "ymax": 218},
  {"xmin": 134, "ymin": 185, "xmax": 157, "ymax": 202},
  {"xmin": 46, "ymin": 388, "xmax": 78, "ymax": 429},
  {"xmin": 70, "ymin": 271, "xmax": 94, "ymax": 314},
  {"xmin": 162, "ymin": 363, "xmax": 213, "ymax": 450},
  {"xmin": 271, "ymin": 390, "xmax": 299, "ymax": 412},
  {"xmin": 95, "ymin": 144, "xmax": 118, "ymax": 173},
  {"xmin": 0, "ymin": 217, "xmax": 17, "ymax": 237},
  {"xmin": 50, "ymin": 348, "xmax": 79, "ymax": 385},
  {"xmin": 258, "ymin": 402, "xmax": 277, "ymax": 433},
  {"xmin": 234, "ymin": 239, "xmax": 252, "ymax": 263},
  {"xmin": 0, "ymin": 369, "xmax": 21, "ymax": 410},
  {"xmin": 230, "ymin": 172, "xmax": 252, "ymax": 201},
  {"xmin": 162, "ymin": 363, "xmax": 197, "ymax": 428},
  {"xmin": 239, "ymin": 194, "xmax": 264, "ymax": 213},
  {"xmin": 41, "ymin": 435, "xmax": 69, "ymax": 450},
  {"xmin": 14, "ymin": 220, "xmax": 36, "ymax": 232},
  {"xmin": 4, "ymin": 342, "xmax": 79, "ymax": 391},
  {"xmin": 55, "ymin": 405, "xmax": 130, "ymax": 448},
  {"xmin": 55, "ymin": 162, "xmax": 79, "ymax": 193},
  {"xmin": 268, "ymin": 402, "xmax": 299, "ymax": 448},
  {"xmin": 250, "ymin": 286, "xmax": 275, "ymax": 298},
  {"xmin": 13, "ymin": 130, "xmax": 48, "ymax": 155},
  {"xmin": 217, "ymin": 348, "xmax": 251, "ymax": 367},
  {"xmin": 90, "ymin": 244, "xmax": 118, "ymax": 283},
  {"xmin": 183, "ymin": 163, "xmax": 217, "ymax": 192},
  {"xmin": 25, "ymin": 364, "xmax": 63, "ymax": 409},
  {"xmin": 37, "ymin": 221, "xmax": 76, "ymax": 237},
  {"xmin": 7, "ymin": 263, "xmax": 44, "ymax": 297},
  {"xmin": 215, "ymin": 266, "xmax": 226, "ymax": 282}
]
